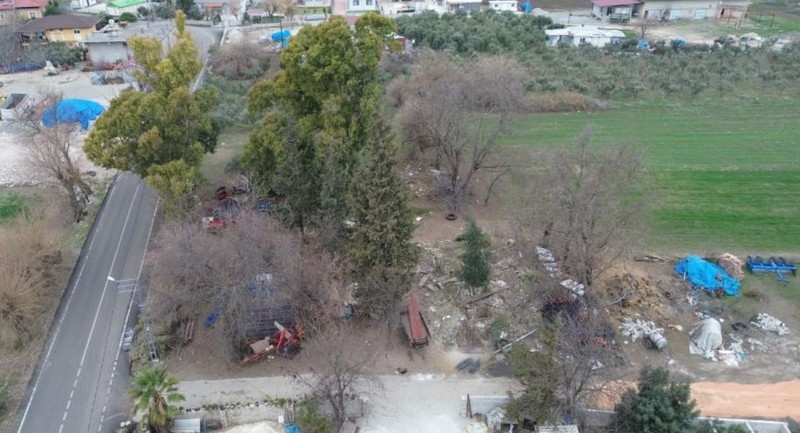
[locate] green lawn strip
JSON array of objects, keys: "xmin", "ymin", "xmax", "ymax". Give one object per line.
[
  {"xmin": 503, "ymin": 97, "xmax": 800, "ymax": 252},
  {"xmin": 200, "ymin": 129, "xmax": 251, "ymax": 185}
]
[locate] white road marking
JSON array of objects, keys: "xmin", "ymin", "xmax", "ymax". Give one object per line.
[
  {"xmin": 52, "ymin": 180, "xmax": 141, "ymax": 433},
  {"xmin": 95, "ymin": 195, "xmax": 161, "ymax": 431},
  {"xmin": 80, "ymin": 182, "xmax": 141, "ymax": 368},
  {"xmin": 15, "ymin": 176, "xmax": 123, "ymax": 433}
]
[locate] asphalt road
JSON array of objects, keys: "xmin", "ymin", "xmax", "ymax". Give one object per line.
[{"xmin": 15, "ymin": 173, "xmax": 160, "ymax": 433}]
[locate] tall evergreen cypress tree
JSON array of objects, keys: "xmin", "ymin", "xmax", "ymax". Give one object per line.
[
  {"xmin": 460, "ymin": 217, "xmax": 491, "ymax": 294},
  {"xmin": 273, "ymin": 119, "xmax": 319, "ymax": 233},
  {"xmin": 348, "ymin": 120, "xmax": 416, "ymax": 316},
  {"xmin": 317, "ymin": 148, "xmax": 349, "ymax": 252}
]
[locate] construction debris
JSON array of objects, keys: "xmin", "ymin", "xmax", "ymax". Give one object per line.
[
  {"xmin": 619, "ymin": 317, "xmax": 667, "ymax": 350},
  {"xmin": 751, "ymin": 313, "xmax": 790, "ymax": 336},
  {"xmin": 536, "ymin": 246, "xmax": 561, "ymax": 278}
]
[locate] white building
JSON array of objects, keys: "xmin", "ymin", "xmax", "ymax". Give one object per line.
[
  {"xmin": 489, "ymin": 0, "xmax": 516, "ymax": 11},
  {"xmin": 545, "ymin": 25, "xmax": 626, "ymax": 47},
  {"xmin": 346, "ymin": 0, "xmax": 378, "ymax": 14},
  {"xmin": 640, "ymin": 0, "xmax": 750, "ymax": 21}
]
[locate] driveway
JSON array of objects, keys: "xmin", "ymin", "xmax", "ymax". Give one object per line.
[{"xmin": 179, "ymin": 374, "xmax": 521, "ymax": 433}]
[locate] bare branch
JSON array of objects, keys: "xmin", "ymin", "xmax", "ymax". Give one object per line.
[{"xmin": 397, "ymin": 53, "xmax": 528, "ymax": 210}]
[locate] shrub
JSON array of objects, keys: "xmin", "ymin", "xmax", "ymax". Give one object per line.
[
  {"xmin": 155, "ymin": 4, "xmax": 176, "ymax": 19},
  {"xmin": 119, "ymin": 11, "xmax": 138, "ymax": 22},
  {"xmin": 137, "ymin": 5, "xmax": 150, "ymax": 16},
  {"xmin": 0, "ymin": 215, "xmax": 61, "ymax": 349},
  {"xmin": 296, "ymin": 401, "xmax": 332, "ymax": 433},
  {"xmin": 0, "ymin": 193, "xmax": 25, "ymax": 222},
  {"xmin": 45, "ymin": 43, "xmax": 84, "ymax": 67}
]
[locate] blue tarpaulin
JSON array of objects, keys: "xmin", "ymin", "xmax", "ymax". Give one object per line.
[
  {"xmin": 675, "ymin": 255, "xmax": 741, "ymax": 296},
  {"xmin": 272, "ymin": 30, "xmax": 290, "ymax": 43},
  {"xmin": 42, "ymin": 99, "xmax": 105, "ymax": 130}
]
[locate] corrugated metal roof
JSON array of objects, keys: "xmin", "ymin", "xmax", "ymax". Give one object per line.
[
  {"xmin": 538, "ymin": 426, "xmax": 580, "ymax": 433},
  {"xmin": 592, "ymin": 0, "xmax": 641, "ymax": 7},
  {"xmin": 171, "ymin": 418, "xmax": 201, "ymax": 433}
]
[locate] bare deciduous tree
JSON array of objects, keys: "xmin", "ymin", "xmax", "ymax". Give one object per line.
[
  {"xmin": 536, "ymin": 128, "xmax": 649, "ymax": 287},
  {"xmin": 397, "ymin": 54, "xmax": 528, "ymax": 210},
  {"xmin": 210, "ymin": 40, "xmax": 267, "ymax": 79},
  {"xmin": 554, "ymin": 304, "xmax": 623, "ymax": 423},
  {"xmin": 293, "ymin": 324, "xmax": 381, "ymax": 431},
  {"xmin": 146, "ymin": 213, "xmax": 349, "ymax": 352},
  {"xmin": 25, "ymin": 123, "xmax": 94, "ymax": 221}
]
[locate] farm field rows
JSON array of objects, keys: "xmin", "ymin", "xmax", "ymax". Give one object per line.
[{"xmin": 503, "ymin": 96, "xmax": 800, "ymax": 253}]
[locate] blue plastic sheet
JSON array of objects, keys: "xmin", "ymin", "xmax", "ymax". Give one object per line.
[
  {"xmin": 675, "ymin": 255, "xmax": 741, "ymax": 296},
  {"xmin": 283, "ymin": 423, "xmax": 299, "ymax": 433},
  {"xmin": 42, "ymin": 99, "xmax": 105, "ymax": 130}
]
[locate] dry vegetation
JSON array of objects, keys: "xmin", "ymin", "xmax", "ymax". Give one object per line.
[
  {"xmin": 145, "ymin": 212, "xmax": 350, "ymax": 358},
  {"xmin": 0, "ymin": 210, "xmax": 67, "ymax": 426},
  {"xmin": 391, "ymin": 53, "xmax": 529, "ymax": 210}
]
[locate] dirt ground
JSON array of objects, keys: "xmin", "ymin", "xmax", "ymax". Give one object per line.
[
  {"xmin": 166, "ymin": 136, "xmax": 800, "ymax": 423},
  {"xmin": 0, "ymin": 68, "xmax": 125, "ymax": 186}
]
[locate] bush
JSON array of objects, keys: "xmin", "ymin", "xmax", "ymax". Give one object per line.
[
  {"xmin": 45, "ymin": 43, "xmax": 84, "ymax": 67},
  {"xmin": 0, "ymin": 215, "xmax": 61, "ymax": 349},
  {"xmin": 119, "ymin": 11, "xmax": 138, "ymax": 22},
  {"xmin": 137, "ymin": 5, "xmax": 150, "ymax": 16},
  {"xmin": 296, "ymin": 401, "xmax": 332, "ymax": 433},
  {"xmin": 0, "ymin": 193, "xmax": 26, "ymax": 222}
]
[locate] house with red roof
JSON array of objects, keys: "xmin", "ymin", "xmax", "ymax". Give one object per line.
[{"xmin": 0, "ymin": 0, "xmax": 48, "ymax": 23}]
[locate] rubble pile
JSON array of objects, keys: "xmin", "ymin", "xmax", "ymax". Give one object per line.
[
  {"xmin": 751, "ymin": 313, "xmax": 790, "ymax": 336},
  {"xmin": 604, "ymin": 273, "xmax": 678, "ymax": 322},
  {"xmin": 717, "ymin": 253, "xmax": 745, "ymax": 280}
]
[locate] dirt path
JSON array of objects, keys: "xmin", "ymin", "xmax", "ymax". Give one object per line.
[{"xmin": 692, "ymin": 380, "xmax": 800, "ymax": 419}]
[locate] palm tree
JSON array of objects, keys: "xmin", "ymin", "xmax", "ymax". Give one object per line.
[{"xmin": 129, "ymin": 367, "xmax": 185, "ymax": 433}]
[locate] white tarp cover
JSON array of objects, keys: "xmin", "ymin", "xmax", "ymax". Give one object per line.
[{"xmin": 689, "ymin": 318, "xmax": 723, "ymax": 358}]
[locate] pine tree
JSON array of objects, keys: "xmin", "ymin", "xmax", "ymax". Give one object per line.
[
  {"xmin": 460, "ymin": 217, "xmax": 491, "ymax": 294},
  {"xmin": 507, "ymin": 323, "xmax": 561, "ymax": 425},
  {"xmin": 612, "ymin": 367, "xmax": 699, "ymax": 433},
  {"xmin": 348, "ymin": 120, "xmax": 416, "ymax": 316}
]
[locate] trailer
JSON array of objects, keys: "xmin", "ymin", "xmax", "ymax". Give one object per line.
[{"xmin": 400, "ymin": 291, "xmax": 430, "ymax": 347}]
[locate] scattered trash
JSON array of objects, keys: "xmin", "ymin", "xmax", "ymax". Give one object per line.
[
  {"xmin": 751, "ymin": 313, "xmax": 790, "ymax": 335},
  {"xmin": 560, "ymin": 279, "xmax": 585, "ymax": 296},
  {"xmin": 731, "ymin": 322, "xmax": 748, "ymax": 331}
]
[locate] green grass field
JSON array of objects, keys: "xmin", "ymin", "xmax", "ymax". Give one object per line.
[{"xmin": 502, "ymin": 97, "xmax": 800, "ymax": 253}]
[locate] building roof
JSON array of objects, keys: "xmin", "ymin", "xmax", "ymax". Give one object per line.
[
  {"xmin": 85, "ymin": 22, "xmax": 147, "ymax": 43},
  {"xmin": 592, "ymin": 0, "xmax": 641, "ymax": 7},
  {"xmin": 0, "ymin": 0, "xmax": 47, "ymax": 10},
  {"xmin": 545, "ymin": 25, "xmax": 626, "ymax": 38},
  {"xmin": 16, "ymin": 15, "xmax": 100, "ymax": 32},
  {"xmin": 107, "ymin": 0, "xmax": 147, "ymax": 8},
  {"xmin": 14, "ymin": 0, "xmax": 47, "ymax": 8}
]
